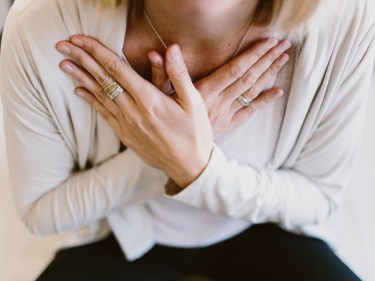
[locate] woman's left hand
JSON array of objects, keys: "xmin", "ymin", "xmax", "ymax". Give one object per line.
[{"xmin": 56, "ymin": 36, "xmax": 214, "ymax": 188}]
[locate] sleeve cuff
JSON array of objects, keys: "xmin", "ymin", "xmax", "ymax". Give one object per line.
[{"xmin": 163, "ymin": 144, "xmax": 228, "ymax": 202}]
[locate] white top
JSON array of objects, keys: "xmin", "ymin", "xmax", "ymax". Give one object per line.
[
  {"xmin": 147, "ymin": 47, "xmax": 297, "ymax": 247},
  {"xmin": 1, "ymin": 0, "xmax": 374, "ymax": 261}
]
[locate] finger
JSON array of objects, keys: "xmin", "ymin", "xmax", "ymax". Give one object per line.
[
  {"xmin": 194, "ymin": 38, "xmax": 279, "ymax": 96},
  {"xmin": 57, "ymin": 40, "xmax": 133, "ymax": 107},
  {"xmin": 231, "ymin": 88, "xmax": 284, "ymax": 124},
  {"xmin": 59, "ymin": 60, "xmax": 99, "ymax": 95},
  {"xmin": 74, "ymin": 87, "xmax": 122, "ymax": 134},
  {"xmin": 60, "ymin": 60, "xmax": 127, "ymax": 117},
  {"xmin": 240, "ymin": 40, "xmax": 291, "ymax": 89},
  {"xmin": 230, "ymin": 53, "xmax": 289, "ymax": 112},
  {"xmin": 221, "ymin": 40, "xmax": 290, "ymax": 110},
  {"xmin": 225, "ymin": 40, "xmax": 291, "ymax": 103},
  {"xmin": 57, "ymin": 39, "xmax": 142, "ymax": 115},
  {"xmin": 259, "ymin": 53, "xmax": 290, "ymax": 89},
  {"xmin": 148, "ymin": 51, "xmax": 170, "ymax": 93},
  {"xmin": 165, "ymin": 44, "xmax": 196, "ymax": 107},
  {"xmin": 66, "ymin": 35, "xmax": 153, "ymax": 101},
  {"xmin": 57, "ymin": 41, "xmax": 114, "ymax": 90}
]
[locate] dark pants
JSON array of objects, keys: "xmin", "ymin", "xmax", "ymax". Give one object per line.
[{"xmin": 36, "ymin": 223, "xmax": 361, "ymax": 281}]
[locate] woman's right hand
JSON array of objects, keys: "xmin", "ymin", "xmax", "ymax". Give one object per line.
[{"xmin": 148, "ymin": 38, "xmax": 291, "ymax": 138}]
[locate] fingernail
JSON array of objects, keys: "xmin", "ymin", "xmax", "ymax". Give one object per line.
[
  {"xmin": 275, "ymin": 90, "xmax": 284, "ymax": 97},
  {"xmin": 71, "ymin": 37, "xmax": 83, "ymax": 47},
  {"xmin": 75, "ymin": 89, "xmax": 85, "ymax": 97},
  {"xmin": 61, "ymin": 63, "xmax": 73, "ymax": 73},
  {"xmin": 148, "ymin": 52, "xmax": 163, "ymax": 68},
  {"xmin": 57, "ymin": 44, "xmax": 70, "ymax": 54}
]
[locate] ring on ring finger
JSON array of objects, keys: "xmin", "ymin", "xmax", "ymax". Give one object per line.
[
  {"xmin": 104, "ymin": 81, "xmax": 126, "ymax": 100},
  {"xmin": 237, "ymin": 94, "xmax": 251, "ymax": 107}
]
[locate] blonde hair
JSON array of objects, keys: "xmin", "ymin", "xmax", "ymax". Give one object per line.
[{"xmin": 101, "ymin": 0, "xmax": 323, "ymax": 39}]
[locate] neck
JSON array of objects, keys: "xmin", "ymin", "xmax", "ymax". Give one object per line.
[{"xmin": 143, "ymin": 0, "xmax": 259, "ymax": 52}]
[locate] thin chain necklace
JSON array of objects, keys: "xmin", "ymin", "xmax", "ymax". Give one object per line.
[{"xmin": 143, "ymin": 7, "xmax": 258, "ymax": 58}]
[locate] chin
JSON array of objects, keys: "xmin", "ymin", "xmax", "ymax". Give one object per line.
[{"xmin": 170, "ymin": 0, "xmax": 232, "ymax": 20}]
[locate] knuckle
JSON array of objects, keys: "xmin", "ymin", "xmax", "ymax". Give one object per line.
[
  {"xmin": 85, "ymin": 43, "xmax": 95, "ymax": 56},
  {"xmin": 270, "ymin": 64, "xmax": 280, "ymax": 76},
  {"xmin": 126, "ymin": 111, "xmax": 146, "ymax": 128},
  {"xmin": 104, "ymin": 59, "xmax": 122, "ymax": 77},
  {"xmin": 266, "ymin": 51, "xmax": 277, "ymax": 63},
  {"xmin": 101, "ymin": 111, "xmax": 111, "ymax": 122},
  {"xmin": 98, "ymin": 91, "xmax": 107, "ymax": 104},
  {"xmin": 241, "ymin": 71, "xmax": 257, "ymax": 87},
  {"xmin": 126, "ymin": 113, "xmax": 138, "ymax": 126},
  {"xmin": 75, "ymin": 51, "xmax": 86, "ymax": 65},
  {"xmin": 75, "ymin": 71, "xmax": 85, "ymax": 82},
  {"xmin": 228, "ymin": 63, "xmax": 244, "ymax": 80},
  {"xmin": 252, "ymin": 49, "xmax": 263, "ymax": 60}
]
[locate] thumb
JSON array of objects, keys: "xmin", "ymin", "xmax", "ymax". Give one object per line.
[{"xmin": 165, "ymin": 44, "xmax": 196, "ymax": 106}]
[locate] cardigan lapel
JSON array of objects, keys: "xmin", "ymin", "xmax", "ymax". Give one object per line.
[{"xmin": 268, "ymin": 11, "xmax": 343, "ymax": 170}]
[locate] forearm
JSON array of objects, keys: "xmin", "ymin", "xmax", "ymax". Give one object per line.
[
  {"xmin": 165, "ymin": 145, "xmax": 333, "ymax": 228},
  {"xmin": 21, "ymin": 149, "xmax": 163, "ymax": 236}
]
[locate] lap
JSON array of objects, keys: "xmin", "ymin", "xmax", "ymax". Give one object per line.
[
  {"xmin": 36, "ymin": 235, "xmax": 183, "ymax": 281},
  {"xmin": 36, "ymin": 224, "xmax": 360, "ymax": 281},
  {"xmin": 200, "ymin": 224, "xmax": 360, "ymax": 281}
]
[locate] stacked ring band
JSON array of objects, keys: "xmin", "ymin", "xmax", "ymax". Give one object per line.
[
  {"xmin": 237, "ymin": 94, "xmax": 251, "ymax": 107},
  {"xmin": 104, "ymin": 81, "xmax": 125, "ymax": 100}
]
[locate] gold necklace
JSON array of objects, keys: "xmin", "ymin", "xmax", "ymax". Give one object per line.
[{"xmin": 143, "ymin": 7, "xmax": 258, "ymax": 58}]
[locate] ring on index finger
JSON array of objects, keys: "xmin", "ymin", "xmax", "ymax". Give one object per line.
[
  {"xmin": 237, "ymin": 94, "xmax": 251, "ymax": 107},
  {"xmin": 104, "ymin": 81, "xmax": 126, "ymax": 100}
]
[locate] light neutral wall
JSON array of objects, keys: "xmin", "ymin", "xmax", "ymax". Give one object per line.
[{"xmin": 0, "ymin": 0, "xmax": 11, "ymax": 30}]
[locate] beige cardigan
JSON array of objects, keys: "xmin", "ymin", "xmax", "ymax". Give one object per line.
[{"xmin": 1, "ymin": 0, "xmax": 374, "ymax": 260}]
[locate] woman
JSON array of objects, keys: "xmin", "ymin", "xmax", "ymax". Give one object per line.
[{"xmin": 1, "ymin": 0, "xmax": 374, "ymax": 280}]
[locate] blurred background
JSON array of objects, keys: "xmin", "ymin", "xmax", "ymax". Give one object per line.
[{"xmin": 1, "ymin": 1, "xmax": 375, "ymax": 280}]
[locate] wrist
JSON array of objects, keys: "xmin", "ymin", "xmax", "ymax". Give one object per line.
[{"xmin": 169, "ymin": 144, "xmax": 214, "ymax": 189}]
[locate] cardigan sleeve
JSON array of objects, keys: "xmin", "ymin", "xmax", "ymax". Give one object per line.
[
  {"xmin": 164, "ymin": 8, "xmax": 375, "ymax": 229},
  {"xmin": 0, "ymin": 15, "xmax": 162, "ymax": 236}
]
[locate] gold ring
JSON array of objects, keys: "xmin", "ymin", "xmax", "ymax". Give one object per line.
[{"xmin": 104, "ymin": 81, "xmax": 125, "ymax": 100}]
